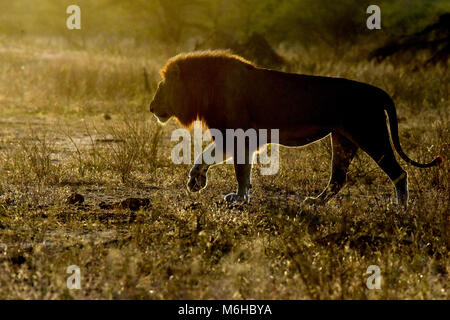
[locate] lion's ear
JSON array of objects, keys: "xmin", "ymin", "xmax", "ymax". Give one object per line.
[{"xmin": 167, "ymin": 63, "xmax": 181, "ymax": 79}]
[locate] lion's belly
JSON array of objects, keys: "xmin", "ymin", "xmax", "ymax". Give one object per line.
[{"xmin": 278, "ymin": 126, "xmax": 330, "ymax": 147}]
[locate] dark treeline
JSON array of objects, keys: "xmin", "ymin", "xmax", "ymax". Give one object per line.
[{"xmin": 1, "ymin": 0, "xmax": 449, "ymax": 64}]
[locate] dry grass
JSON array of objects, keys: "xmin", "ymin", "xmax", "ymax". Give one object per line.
[{"xmin": 0, "ymin": 37, "xmax": 448, "ymax": 299}]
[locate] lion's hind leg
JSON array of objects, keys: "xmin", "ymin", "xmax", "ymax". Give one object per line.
[
  {"xmin": 304, "ymin": 133, "xmax": 357, "ymax": 205},
  {"xmin": 348, "ymin": 122, "xmax": 408, "ymax": 206}
]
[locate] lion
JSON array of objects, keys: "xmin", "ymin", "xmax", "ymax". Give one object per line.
[{"xmin": 149, "ymin": 50, "xmax": 442, "ymax": 206}]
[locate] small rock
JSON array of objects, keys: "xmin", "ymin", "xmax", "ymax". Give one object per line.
[
  {"xmin": 11, "ymin": 254, "xmax": 26, "ymax": 266},
  {"xmin": 66, "ymin": 193, "xmax": 85, "ymax": 205},
  {"xmin": 119, "ymin": 197, "xmax": 151, "ymax": 211}
]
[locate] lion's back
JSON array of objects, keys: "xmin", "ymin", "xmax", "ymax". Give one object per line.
[{"xmin": 163, "ymin": 51, "xmax": 389, "ymax": 130}]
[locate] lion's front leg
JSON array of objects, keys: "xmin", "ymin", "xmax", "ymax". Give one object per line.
[
  {"xmin": 225, "ymin": 162, "xmax": 252, "ymax": 203},
  {"xmin": 187, "ymin": 142, "xmax": 229, "ymax": 192},
  {"xmin": 224, "ymin": 143, "xmax": 255, "ymax": 204},
  {"xmin": 187, "ymin": 143, "xmax": 212, "ymax": 192},
  {"xmin": 187, "ymin": 162, "xmax": 209, "ymax": 192}
]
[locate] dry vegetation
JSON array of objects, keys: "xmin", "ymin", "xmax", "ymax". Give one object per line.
[{"xmin": 0, "ymin": 36, "xmax": 448, "ymax": 299}]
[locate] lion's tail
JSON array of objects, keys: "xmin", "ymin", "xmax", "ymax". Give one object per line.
[{"xmin": 382, "ymin": 92, "xmax": 443, "ymax": 168}]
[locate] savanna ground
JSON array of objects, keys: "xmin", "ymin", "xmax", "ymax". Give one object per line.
[{"xmin": 0, "ymin": 36, "xmax": 448, "ymax": 299}]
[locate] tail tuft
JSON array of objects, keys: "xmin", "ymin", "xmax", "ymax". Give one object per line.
[{"xmin": 434, "ymin": 155, "xmax": 444, "ymax": 166}]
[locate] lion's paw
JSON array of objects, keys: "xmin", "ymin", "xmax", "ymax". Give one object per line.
[
  {"xmin": 187, "ymin": 172, "xmax": 207, "ymax": 192},
  {"xmin": 224, "ymin": 193, "xmax": 248, "ymax": 203}
]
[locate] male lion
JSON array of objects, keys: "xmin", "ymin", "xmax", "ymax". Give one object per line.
[{"xmin": 149, "ymin": 50, "xmax": 442, "ymax": 206}]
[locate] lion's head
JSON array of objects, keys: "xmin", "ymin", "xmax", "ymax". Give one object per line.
[
  {"xmin": 149, "ymin": 63, "xmax": 188, "ymax": 125},
  {"xmin": 150, "ymin": 50, "xmax": 255, "ymax": 128}
]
